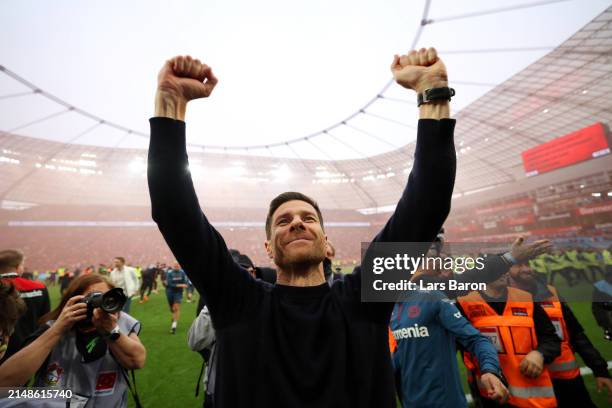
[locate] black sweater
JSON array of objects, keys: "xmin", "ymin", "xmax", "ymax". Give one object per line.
[{"xmin": 147, "ymin": 117, "xmax": 456, "ymax": 407}]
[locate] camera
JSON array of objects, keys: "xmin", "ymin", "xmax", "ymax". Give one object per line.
[{"xmin": 77, "ymin": 288, "xmax": 127, "ymax": 327}]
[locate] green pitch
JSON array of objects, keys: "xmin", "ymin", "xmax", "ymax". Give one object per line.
[{"xmin": 46, "ymin": 279, "xmax": 610, "ymax": 407}]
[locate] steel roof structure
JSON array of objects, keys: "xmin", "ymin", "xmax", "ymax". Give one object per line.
[{"xmin": 0, "ymin": 4, "xmax": 610, "ymax": 210}]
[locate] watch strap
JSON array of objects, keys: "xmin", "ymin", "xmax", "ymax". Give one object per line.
[
  {"xmin": 104, "ymin": 325, "xmax": 121, "ymax": 341},
  {"xmin": 502, "ymin": 252, "xmax": 518, "ymax": 266},
  {"xmin": 417, "ymin": 87, "xmax": 455, "ymax": 106}
]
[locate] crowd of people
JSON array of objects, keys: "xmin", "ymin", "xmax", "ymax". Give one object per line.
[{"xmin": 0, "ymin": 47, "xmax": 611, "ymax": 408}]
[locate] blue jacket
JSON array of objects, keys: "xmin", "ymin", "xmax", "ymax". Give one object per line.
[{"xmin": 390, "ymin": 290, "xmax": 500, "ymax": 408}]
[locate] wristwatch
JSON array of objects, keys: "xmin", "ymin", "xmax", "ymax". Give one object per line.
[
  {"xmin": 501, "ymin": 252, "xmax": 518, "ymax": 266},
  {"xmin": 417, "ymin": 87, "xmax": 455, "ymax": 106},
  {"xmin": 104, "ymin": 325, "xmax": 121, "ymax": 342}
]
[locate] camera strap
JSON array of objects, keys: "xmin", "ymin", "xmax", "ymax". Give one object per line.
[
  {"xmin": 110, "ymin": 352, "xmax": 142, "ymax": 408},
  {"xmin": 195, "ymin": 359, "xmax": 206, "ymax": 397},
  {"xmin": 119, "ymin": 367, "xmax": 143, "ymax": 408}
]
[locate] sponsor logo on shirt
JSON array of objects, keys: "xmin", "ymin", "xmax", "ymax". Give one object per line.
[
  {"xmin": 392, "ymin": 324, "xmax": 430, "ymax": 339},
  {"xmin": 454, "ymin": 312, "xmax": 461, "ymax": 319},
  {"xmin": 19, "ymin": 290, "xmax": 44, "ymax": 298},
  {"xmin": 511, "ymin": 307, "xmax": 528, "ymax": 316}
]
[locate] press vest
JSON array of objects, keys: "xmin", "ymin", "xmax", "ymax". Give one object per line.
[
  {"xmin": 31, "ymin": 313, "xmax": 140, "ymax": 407},
  {"xmin": 458, "ymin": 288, "xmax": 556, "ymax": 408},
  {"xmin": 538, "ymin": 286, "xmax": 580, "ymax": 380}
]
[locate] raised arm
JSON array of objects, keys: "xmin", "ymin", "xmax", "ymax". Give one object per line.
[
  {"xmin": 346, "ymin": 49, "xmax": 456, "ymax": 320},
  {"xmin": 148, "ymin": 56, "xmax": 259, "ymax": 327},
  {"xmin": 375, "ymin": 48, "xmax": 455, "ymax": 244}
]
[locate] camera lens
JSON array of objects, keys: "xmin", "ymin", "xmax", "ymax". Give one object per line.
[{"xmin": 100, "ymin": 288, "xmax": 127, "ymax": 313}]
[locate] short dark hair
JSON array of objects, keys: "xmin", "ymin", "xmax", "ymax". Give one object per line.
[
  {"xmin": 0, "ymin": 280, "xmax": 26, "ymax": 336},
  {"xmin": 265, "ymin": 192, "xmax": 324, "ymax": 239},
  {"xmin": 114, "ymin": 257, "xmax": 125, "ymax": 264},
  {"xmin": 0, "ymin": 250, "xmax": 24, "ymax": 274}
]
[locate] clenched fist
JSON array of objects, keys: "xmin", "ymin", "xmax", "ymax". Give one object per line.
[
  {"xmin": 480, "ymin": 373, "xmax": 510, "ymax": 404},
  {"xmin": 519, "ymin": 350, "xmax": 544, "ymax": 378},
  {"xmin": 391, "ymin": 47, "xmax": 448, "ymax": 93},
  {"xmin": 157, "ymin": 55, "xmax": 218, "ymax": 102}
]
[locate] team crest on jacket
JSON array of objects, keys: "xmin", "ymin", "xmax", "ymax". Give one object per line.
[
  {"xmin": 44, "ymin": 362, "xmax": 64, "ymax": 386},
  {"xmin": 407, "ymin": 305, "xmax": 421, "ymax": 318}
]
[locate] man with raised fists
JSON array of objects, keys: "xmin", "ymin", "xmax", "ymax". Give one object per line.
[{"xmin": 148, "ymin": 48, "xmax": 456, "ymax": 407}]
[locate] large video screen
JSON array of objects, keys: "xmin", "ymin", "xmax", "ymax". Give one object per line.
[{"xmin": 522, "ymin": 122, "xmax": 610, "ymax": 176}]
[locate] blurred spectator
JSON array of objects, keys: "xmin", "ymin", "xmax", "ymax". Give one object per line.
[
  {"xmin": 138, "ymin": 264, "xmax": 157, "ymax": 304},
  {"xmin": 0, "ymin": 249, "xmax": 50, "ymax": 363},
  {"xmin": 110, "ymin": 257, "xmax": 139, "ymax": 314},
  {"xmin": 592, "ymin": 270, "xmax": 612, "ymax": 342},
  {"xmin": 0, "ymin": 280, "xmax": 26, "ymax": 360}
]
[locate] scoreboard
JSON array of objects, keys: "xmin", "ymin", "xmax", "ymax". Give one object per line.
[{"xmin": 522, "ymin": 122, "xmax": 610, "ymax": 176}]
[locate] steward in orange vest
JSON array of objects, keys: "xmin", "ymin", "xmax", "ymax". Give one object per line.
[
  {"xmin": 509, "ymin": 262, "xmax": 612, "ymax": 407},
  {"xmin": 457, "ymin": 273, "xmax": 561, "ymax": 408}
]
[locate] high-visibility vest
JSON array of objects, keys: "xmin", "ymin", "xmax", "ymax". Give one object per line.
[
  {"xmin": 543, "ymin": 254, "xmax": 567, "ymax": 271},
  {"xmin": 603, "ymin": 249, "xmax": 612, "ymax": 266},
  {"xmin": 581, "ymin": 251, "xmax": 600, "ymax": 267},
  {"xmin": 529, "ymin": 258, "xmax": 548, "ymax": 274},
  {"xmin": 458, "ymin": 288, "xmax": 557, "ymax": 408},
  {"xmin": 539, "ymin": 286, "xmax": 580, "ymax": 380},
  {"xmin": 565, "ymin": 251, "xmax": 587, "ymax": 270}
]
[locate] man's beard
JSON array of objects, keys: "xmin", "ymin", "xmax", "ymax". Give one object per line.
[{"xmin": 273, "ymin": 236, "xmax": 326, "ymax": 273}]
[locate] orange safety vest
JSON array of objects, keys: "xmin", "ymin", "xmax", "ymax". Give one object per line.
[
  {"xmin": 458, "ymin": 288, "xmax": 557, "ymax": 408},
  {"xmin": 538, "ymin": 286, "xmax": 580, "ymax": 380},
  {"xmin": 388, "ymin": 326, "xmax": 397, "ymax": 353}
]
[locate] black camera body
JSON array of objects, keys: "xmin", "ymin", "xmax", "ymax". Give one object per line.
[{"xmin": 77, "ymin": 288, "xmax": 127, "ymax": 327}]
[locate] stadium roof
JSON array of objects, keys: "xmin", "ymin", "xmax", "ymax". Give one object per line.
[{"xmin": 1, "ymin": 2, "xmax": 611, "ymax": 209}]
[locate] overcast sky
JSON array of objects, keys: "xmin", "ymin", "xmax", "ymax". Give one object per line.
[{"xmin": 1, "ymin": 0, "xmax": 611, "ymax": 158}]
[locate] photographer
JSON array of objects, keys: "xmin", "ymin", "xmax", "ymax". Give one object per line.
[{"xmin": 0, "ymin": 274, "xmax": 145, "ymax": 407}]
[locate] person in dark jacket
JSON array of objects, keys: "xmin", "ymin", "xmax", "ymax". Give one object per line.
[
  {"xmin": 0, "ymin": 249, "xmax": 50, "ymax": 363},
  {"xmin": 149, "ymin": 47, "xmax": 455, "ymax": 407},
  {"xmin": 510, "ymin": 262, "xmax": 612, "ymax": 406},
  {"xmin": 592, "ymin": 270, "xmax": 612, "ymax": 342}
]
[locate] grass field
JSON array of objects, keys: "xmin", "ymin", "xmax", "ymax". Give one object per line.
[{"xmin": 46, "ymin": 279, "xmax": 611, "ymax": 407}]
